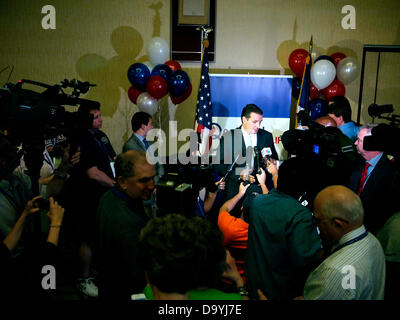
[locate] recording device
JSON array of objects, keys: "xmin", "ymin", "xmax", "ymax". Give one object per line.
[
  {"xmin": 219, "ymin": 154, "xmax": 240, "ymax": 190},
  {"xmin": 368, "ymin": 104, "xmax": 394, "ymax": 118},
  {"xmin": 363, "ymin": 123, "xmax": 400, "ymax": 155},
  {"xmin": 33, "ymin": 197, "xmax": 50, "ymax": 211},
  {"xmin": 0, "ymin": 79, "xmax": 97, "ymax": 140},
  {"xmin": 0, "ymin": 78, "xmax": 98, "ymax": 234},
  {"xmin": 281, "ymin": 121, "xmax": 358, "ymax": 172},
  {"xmin": 261, "ymin": 147, "xmax": 273, "ymax": 161}
]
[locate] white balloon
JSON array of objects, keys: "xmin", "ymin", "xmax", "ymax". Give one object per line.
[
  {"xmin": 137, "ymin": 92, "xmax": 159, "ymax": 116},
  {"xmin": 311, "ymin": 60, "xmax": 336, "ymax": 90},
  {"xmin": 337, "ymin": 57, "xmax": 359, "ymax": 85},
  {"xmin": 146, "ymin": 37, "xmax": 169, "ymax": 65}
]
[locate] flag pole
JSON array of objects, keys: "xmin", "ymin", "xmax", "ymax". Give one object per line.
[
  {"xmin": 295, "ymin": 35, "xmax": 313, "ymax": 128},
  {"xmin": 195, "ymin": 26, "xmax": 213, "ymax": 157}
]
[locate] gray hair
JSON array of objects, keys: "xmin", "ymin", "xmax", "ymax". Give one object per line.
[
  {"xmin": 115, "ymin": 150, "xmax": 147, "ymax": 179},
  {"xmin": 359, "ymin": 123, "xmax": 378, "ymax": 136}
]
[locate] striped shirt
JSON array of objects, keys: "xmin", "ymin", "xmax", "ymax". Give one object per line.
[{"xmin": 303, "ymin": 225, "xmax": 386, "ymax": 300}]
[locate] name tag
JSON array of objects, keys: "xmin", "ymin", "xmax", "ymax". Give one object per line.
[{"xmin": 110, "ymin": 161, "xmax": 116, "ymax": 178}]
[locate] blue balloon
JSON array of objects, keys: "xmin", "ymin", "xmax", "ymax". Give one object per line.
[
  {"xmin": 168, "ymin": 70, "xmax": 190, "ymax": 97},
  {"xmin": 127, "ymin": 63, "xmax": 150, "ymax": 91},
  {"xmin": 292, "ymin": 77, "xmax": 302, "ymax": 99},
  {"xmin": 309, "ymin": 98, "xmax": 328, "ymax": 120},
  {"xmin": 314, "ymin": 55, "xmax": 335, "ymax": 65},
  {"xmin": 151, "ymin": 64, "xmax": 172, "ymax": 81}
]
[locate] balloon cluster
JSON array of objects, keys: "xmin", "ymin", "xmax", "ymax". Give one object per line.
[
  {"xmin": 126, "ymin": 37, "xmax": 192, "ymax": 115},
  {"xmin": 289, "ymin": 49, "xmax": 359, "ymax": 119}
]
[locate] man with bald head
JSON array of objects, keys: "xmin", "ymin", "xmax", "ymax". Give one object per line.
[
  {"xmin": 96, "ymin": 150, "xmax": 156, "ymax": 300},
  {"xmin": 350, "ymin": 124, "xmax": 400, "ymax": 234},
  {"xmin": 303, "ymin": 185, "xmax": 385, "ymax": 300},
  {"xmin": 315, "ymin": 116, "xmax": 337, "ymax": 128}
]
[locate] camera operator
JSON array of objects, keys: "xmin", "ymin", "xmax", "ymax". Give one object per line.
[
  {"xmin": 350, "ymin": 124, "xmax": 400, "ymax": 234},
  {"xmin": 66, "ymin": 103, "xmax": 116, "ymax": 297}
]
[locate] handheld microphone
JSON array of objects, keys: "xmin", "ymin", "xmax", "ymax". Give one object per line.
[{"xmin": 261, "ymin": 147, "xmax": 272, "ymax": 160}]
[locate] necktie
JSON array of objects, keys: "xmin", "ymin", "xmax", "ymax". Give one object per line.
[
  {"xmin": 357, "ymin": 162, "xmax": 371, "ymax": 196},
  {"xmin": 143, "ymin": 138, "xmax": 150, "ymax": 150}
]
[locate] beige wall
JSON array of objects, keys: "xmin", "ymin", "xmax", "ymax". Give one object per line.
[{"xmin": 1, "ymin": 0, "xmax": 399, "ymax": 153}]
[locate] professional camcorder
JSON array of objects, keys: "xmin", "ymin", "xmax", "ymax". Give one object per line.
[
  {"xmin": 0, "ymin": 78, "xmax": 98, "ymax": 195},
  {"xmin": 281, "ymin": 121, "xmax": 359, "ymax": 185},
  {"xmin": 0, "ymin": 79, "xmax": 97, "ymax": 141},
  {"xmin": 364, "ymin": 123, "xmax": 400, "ymax": 155}
]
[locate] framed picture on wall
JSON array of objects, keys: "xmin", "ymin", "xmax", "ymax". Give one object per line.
[
  {"xmin": 178, "ymin": 0, "xmax": 210, "ymax": 26},
  {"xmin": 171, "ymin": 0, "xmax": 215, "ymax": 62}
]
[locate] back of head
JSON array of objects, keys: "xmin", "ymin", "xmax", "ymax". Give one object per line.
[
  {"xmin": 277, "ymin": 157, "xmax": 323, "ymax": 202},
  {"xmin": 78, "ymin": 102, "xmax": 100, "ymax": 115},
  {"xmin": 241, "ymin": 103, "xmax": 263, "ymax": 120},
  {"xmin": 315, "ymin": 185, "xmax": 364, "ymax": 225},
  {"xmin": 114, "ymin": 150, "xmax": 147, "ymax": 179},
  {"xmin": 131, "ymin": 112, "xmax": 151, "ymax": 132},
  {"xmin": 139, "ymin": 214, "xmax": 226, "ymax": 294},
  {"xmin": 327, "ymin": 96, "xmax": 352, "ymax": 123},
  {"xmin": 316, "ymin": 116, "xmax": 337, "ymax": 128}
]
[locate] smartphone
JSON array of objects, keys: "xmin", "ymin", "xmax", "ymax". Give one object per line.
[{"xmin": 33, "ymin": 198, "xmax": 50, "ymax": 211}]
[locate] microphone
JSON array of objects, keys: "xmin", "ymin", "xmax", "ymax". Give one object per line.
[{"xmin": 261, "ymin": 147, "xmax": 272, "ymax": 160}]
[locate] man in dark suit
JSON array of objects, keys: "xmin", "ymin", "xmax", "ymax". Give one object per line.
[
  {"xmin": 123, "ymin": 112, "xmax": 154, "ymax": 153},
  {"xmin": 214, "ymin": 104, "xmax": 278, "ymax": 202},
  {"xmin": 350, "ymin": 124, "xmax": 400, "ymax": 234}
]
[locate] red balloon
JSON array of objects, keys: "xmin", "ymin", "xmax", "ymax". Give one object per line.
[
  {"xmin": 330, "ymin": 52, "xmax": 347, "ymax": 67},
  {"xmin": 164, "ymin": 60, "xmax": 182, "ymax": 72},
  {"xmin": 146, "ymin": 75, "xmax": 168, "ymax": 99},
  {"xmin": 289, "ymin": 49, "xmax": 309, "ymax": 77},
  {"xmin": 128, "ymin": 85, "xmax": 143, "ymax": 104},
  {"xmin": 171, "ymin": 83, "xmax": 192, "ymax": 104},
  {"xmin": 322, "ymin": 79, "xmax": 346, "ymax": 101},
  {"xmin": 310, "ymin": 81, "xmax": 320, "ymax": 100}
]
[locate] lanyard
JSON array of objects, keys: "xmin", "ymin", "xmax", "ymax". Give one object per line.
[
  {"xmin": 91, "ymin": 131, "xmax": 113, "ymax": 162},
  {"xmin": 112, "ymin": 187, "xmax": 134, "ymax": 205},
  {"xmin": 331, "ymin": 230, "xmax": 368, "ymax": 255}
]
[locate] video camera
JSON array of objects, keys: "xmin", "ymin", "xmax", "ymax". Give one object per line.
[
  {"xmin": 364, "ymin": 123, "xmax": 400, "ymax": 155},
  {"xmin": 281, "ymin": 120, "xmax": 358, "ymax": 184},
  {"xmin": 0, "ymin": 79, "xmax": 97, "ymax": 141},
  {"xmin": 0, "ymin": 78, "xmax": 98, "ymax": 194}
]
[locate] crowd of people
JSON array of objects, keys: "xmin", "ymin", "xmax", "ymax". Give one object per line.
[{"xmin": 0, "ymin": 96, "xmax": 399, "ymax": 301}]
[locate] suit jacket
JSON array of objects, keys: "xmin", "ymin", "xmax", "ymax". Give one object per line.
[
  {"xmin": 215, "ymin": 127, "xmax": 278, "ymax": 201},
  {"xmin": 123, "ymin": 133, "xmax": 146, "ymax": 153},
  {"xmin": 122, "ymin": 133, "xmax": 164, "ymax": 184},
  {"xmin": 350, "ymin": 153, "xmax": 400, "ymax": 234}
]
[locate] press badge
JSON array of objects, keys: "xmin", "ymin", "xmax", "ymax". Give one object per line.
[{"xmin": 110, "ymin": 161, "xmax": 116, "ymax": 178}]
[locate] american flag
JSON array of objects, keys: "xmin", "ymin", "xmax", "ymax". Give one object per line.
[{"xmin": 195, "ymin": 45, "xmax": 213, "ymax": 155}]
